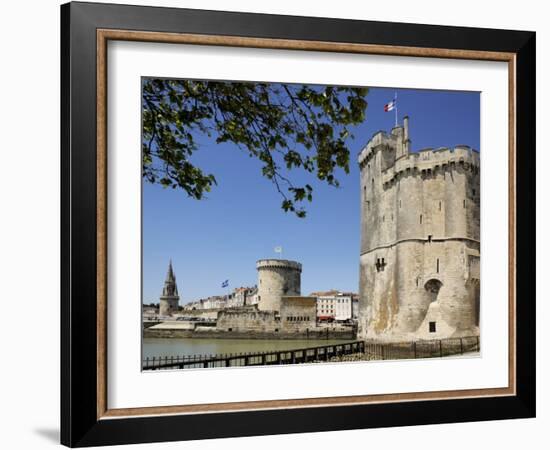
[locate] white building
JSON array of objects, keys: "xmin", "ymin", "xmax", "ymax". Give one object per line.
[
  {"xmin": 183, "ymin": 296, "xmax": 224, "ymax": 310},
  {"xmin": 312, "ymin": 290, "xmax": 355, "ymax": 321},
  {"xmin": 226, "ymin": 286, "xmax": 256, "ymax": 308},
  {"xmin": 182, "ymin": 287, "xmax": 259, "ymax": 311},
  {"xmin": 247, "ymin": 288, "xmax": 260, "ymax": 306}
]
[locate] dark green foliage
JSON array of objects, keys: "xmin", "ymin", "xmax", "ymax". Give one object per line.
[{"xmin": 142, "ymin": 79, "xmax": 368, "ymax": 217}]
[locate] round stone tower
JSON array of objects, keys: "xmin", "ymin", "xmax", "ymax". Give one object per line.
[
  {"xmin": 256, "ymin": 259, "xmax": 302, "ymax": 312},
  {"xmin": 159, "ymin": 260, "xmax": 180, "ymax": 316}
]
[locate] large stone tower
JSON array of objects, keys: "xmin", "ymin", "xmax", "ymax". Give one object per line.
[
  {"xmin": 358, "ymin": 117, "xmax": 480, "ymax": 341},
  {"xmin": 256, "ymin": 259, "xmax": 302, "ymax": 312},
  {"xmin": 159, "ymin": 260, "xmax": 180, "ymax": 316}
]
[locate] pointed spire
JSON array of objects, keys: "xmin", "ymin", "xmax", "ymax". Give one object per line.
[
  {"xmin": 162, "ymin": 259, "xmax": 179, "ymax": 297},
  {"xmin": 166, "ymin": 259, "xmax": 175, "ymax": 282}
]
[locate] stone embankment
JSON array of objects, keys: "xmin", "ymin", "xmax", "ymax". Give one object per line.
[{"xmin": 143, "ymin": 326, "xmax": 355, "ymax": 340}]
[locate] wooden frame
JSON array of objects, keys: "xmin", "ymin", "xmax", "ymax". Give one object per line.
[{"xmin": 61, "ymin": 1, "xmax": 535, "ymax": 447}]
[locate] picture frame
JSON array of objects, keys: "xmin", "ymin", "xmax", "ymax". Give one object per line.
[{"xmin": 60, "ymin": 1, "xmax": 535, "ymax": 447}]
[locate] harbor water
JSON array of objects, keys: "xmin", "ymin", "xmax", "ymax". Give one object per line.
[{"xmin": 143, "ymin": 337, "xmax": 349, "ymax": 359}]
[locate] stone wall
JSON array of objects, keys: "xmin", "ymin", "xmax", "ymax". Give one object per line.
[
  {"xmin": 280, "ymin": 296, "xmax": 317, "ymax": 332},
  {"xmin": 143, "ymin": 326, "xmax": 355, "ymax": 340},
  {"xmin": 178, "ymin": 309, "xmax": 219, "ymax": 319},
  {"xmin": 216, "ymin": 308, "xmax": 280, "ymax": 332},
  {"xmin": 358, "ymin": 117, "xmax": 480, "ymax": 342},
  {"xmin": 159, "ymin": 297, "xmax": 178, "ymax": 316}
]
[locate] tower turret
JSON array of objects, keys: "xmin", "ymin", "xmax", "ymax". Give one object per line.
[
  {"xmin": 159, "ymin": 260, "xmax": 180, "ymax": 316},
  {"xmin": 256, "ymin": 259, "xmax": 302, "ymax": 312},
  {"xmin": 403, "ymin": 115, "xmax": 411, "ymax": 155}
]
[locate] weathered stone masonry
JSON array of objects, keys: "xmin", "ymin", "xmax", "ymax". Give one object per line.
[
  {"xmin": 358, "ymin": 117, "xmax": 480, "ymax": 341},
  {"xmin": 256, "ymin": 259, "xmax": 302, "ymax": 312},
  {"xmin": 210, "ymin": 260, "xmax": 353, "ymax": 338},
  {"xmin": 159, "ymin": 260, "xmax": 179, "ymax": 316}
]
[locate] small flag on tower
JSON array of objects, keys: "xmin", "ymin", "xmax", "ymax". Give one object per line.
[
  {"xmin": 384, "ymin": 93, "xmax": 398, "ymax": 126},
  {"xmin": 384, "ymin": 99, "xmax": 396, "ymax": 112},
  {"xmin": 221, "ymin": 279, "xmax": 229, "ymax": 288}
]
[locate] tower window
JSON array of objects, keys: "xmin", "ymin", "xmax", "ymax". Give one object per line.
[
  {"xmin": 463, "ymin": 199, "xmax": 466, "ymax": 208},
  {"xmin": 399, "ymin": 200, "xmax": 402, "ymax": 208},
  {"xmin": 472, "ymin": 188, "xmax": 476, "ymax": 196},
  {"xmin": 428, "ymin": 235, "xmax": 432, "ymax": 243},
  {"xmin": 429, "ymin": 322, "xmax": 436, "ymax": 333},
  {"xmin": 420, "ymin": 214, "xmax": 423, "ymax": 224},
  {"xmin": 375, "ymin": 258, "xmax": 387, "ymax": 272},
  {"xmin": 382, "ymin": 215, "xmax": 385, "ymax": 222},
  {"xmin": 439, "ymin": 201, "xmax": 442, "ymax": 211},
  {"xmin": 363, "ymin": 186, "xmax": 366, "ymax": 201},
  {"xmin": 436, "ymin": 258, "xmax": 440, "ymax": 273}
]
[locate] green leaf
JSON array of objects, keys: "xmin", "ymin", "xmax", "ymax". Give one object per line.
[{"xmin": 142, "ymin": 78, "xmax": 369, "ymax": 218}]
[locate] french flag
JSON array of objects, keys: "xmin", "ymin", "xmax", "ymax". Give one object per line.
[{"xmin": 384, "ymin": 99, "xmax": 396, "ymax": 112}]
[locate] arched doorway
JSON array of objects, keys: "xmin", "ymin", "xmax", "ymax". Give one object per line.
[
  {"xmin": 424, "ymin": 278, "xmax": 442, "ymax": 297},
  {"xmin": 423, "ymin": 279, "xmax": 443, "ymax": 334}
]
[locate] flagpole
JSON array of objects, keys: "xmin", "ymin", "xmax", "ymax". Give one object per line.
[{"xmin": 395, "ymin": 91, "xmax": 398, "ymax": 127}]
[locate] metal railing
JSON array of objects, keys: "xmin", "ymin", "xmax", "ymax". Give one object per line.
[
  {"xmin": 142, "ymin": 336, "xmax": 479, "ymax": 370},
  {"xmin": 143, "ymin": 340, "xmax": 365, "ymax": 370},
  {"xmin": 363, "ymin": 336, "xmax": 479, "ymax": 360}
]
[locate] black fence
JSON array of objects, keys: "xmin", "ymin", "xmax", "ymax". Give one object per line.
[
  {"xmin": 364, "ymin": 336, "xmax": 480, "ymax": 360},
  {"xmin": 143, "ymin": 341, "xmax": 365, "ymax": 370},
  {"xmin": 142, "ymin": 336, "xmax": 479, "ymax": 371}
]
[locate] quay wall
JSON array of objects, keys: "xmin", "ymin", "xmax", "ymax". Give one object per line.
[{"xmin": 143, "ymin": 327, "xmax": 355, "ymax": 340}]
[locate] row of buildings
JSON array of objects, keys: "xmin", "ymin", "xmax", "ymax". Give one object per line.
[
  {"xmin": 158, "ymin": 261, "xmax": 359, "ymax": 322},
  {"xmin": 160, "ymin": 275, "xmax": 359, "ymax": 322},
  {"xmin": 150, "ymin": 258, "xmax": 355, "ymax": 338},
  {"xmin": 182, "ymin": 286, "xmax": 259, "ymax": 311}
]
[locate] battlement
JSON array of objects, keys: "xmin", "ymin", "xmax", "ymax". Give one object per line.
[
  {"xmin": 358, "ymin": 115, "xmax": 480, "ymax": 255},
  {"xmin": 358, "ymin": 117, "xmax": 479, "ymax": 186},
  {"xmin": 256, "ymin": 259, "xmax": 302, "ymax": 272},
  {"xmin": 379, "ymin": 146, "xmax": 479, "ymax": 188},
  {"xmin": 357, "ymin": 130, "xmax": 397, "ymax": 166},
  {"xmin": 358, "ymin": 116, "xmax": 411, "ymax": 167}
]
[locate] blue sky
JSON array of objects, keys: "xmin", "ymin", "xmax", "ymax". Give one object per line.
[{"xmin": 142, "ymin": 86, "xmax": 480, "ymax": 304}]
